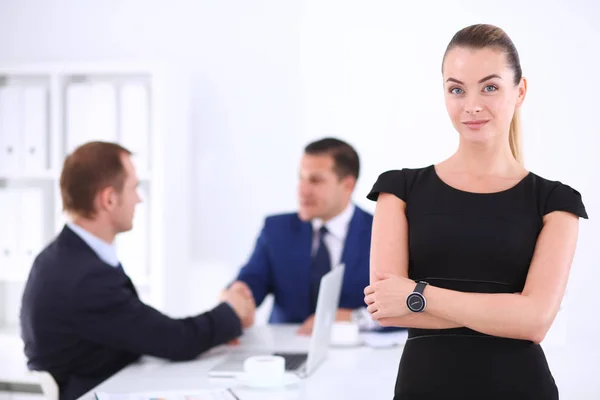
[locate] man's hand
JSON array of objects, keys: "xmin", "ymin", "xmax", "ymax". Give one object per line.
[
  {"xmin": 229, "ymin": 281, "xmax": 253, "ymax": 299},
  {"xmin": 297, "ymin": 315, "xmax": 315, "ymax": 335},
  {"xmin": 297, "ymin": 309, "xmax": 353, "ymax": 335},
  {"xmin": 221, "ymin": 281, "xmax": 256, "ymax": 328}
]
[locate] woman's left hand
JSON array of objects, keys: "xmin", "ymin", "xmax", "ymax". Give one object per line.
[{"xmin": 364, "ymin": 272, "xmax": 416, "ymax": 320}]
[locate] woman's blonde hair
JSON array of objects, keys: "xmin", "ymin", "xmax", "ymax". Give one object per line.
[
  {"xmin": 443, "ymin": 24, "xmax": 524, "ymax": 165},
  {"xmin": 509, "ymin": 108, "xmax": 523, "ymax": 165}
]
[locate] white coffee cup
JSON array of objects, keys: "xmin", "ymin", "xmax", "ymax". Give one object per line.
[
  {"xmin": 243, "ymin": 355, "xmax": 285, "ymax": 387},
  {"xmin": 330, "ymin": 321, "xmax": 361, "ymax": 346}
]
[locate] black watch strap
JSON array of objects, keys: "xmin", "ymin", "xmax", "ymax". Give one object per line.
[{"xmin": 414, "ymin": 281, "xmax": 428, "ymax": 294}]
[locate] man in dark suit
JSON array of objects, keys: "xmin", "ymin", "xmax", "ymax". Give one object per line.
[
  {"xmin": 230, "ymin": 138, "xmax": 374, "ymax": 335},
  {"xmin": 20, "ymin": 142, "xmax": 255, "ymax": 400}
]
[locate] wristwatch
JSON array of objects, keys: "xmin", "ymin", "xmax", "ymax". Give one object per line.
[{"xmin": 406, "ymin": 281, "xmax": 428, "ymax": 313}]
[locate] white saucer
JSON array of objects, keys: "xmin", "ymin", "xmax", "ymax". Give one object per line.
[{"xmin": 236, "ymin": 372, "xmax": 301, "ymax": 389}]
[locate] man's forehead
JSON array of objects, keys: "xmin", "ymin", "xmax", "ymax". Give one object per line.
[
  {"xmin": 301, "ymin": 169, "xmax": 330, "ymax": 177},
  {"xmin": 300, "ymin": 165, "xmax": 335, "ymax": 175},
  {"xmin": 120, "ymin": 155, "xmax": 137, "ymax": 179}
]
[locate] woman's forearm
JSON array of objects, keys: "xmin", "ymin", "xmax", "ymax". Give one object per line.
[
  {"xmin": 425, "ymin": 286, "xmax": 548, "ymax": 343},
  {"xmin": 382, "ymin": 312, "xmax": 462, "ymax": 329}
]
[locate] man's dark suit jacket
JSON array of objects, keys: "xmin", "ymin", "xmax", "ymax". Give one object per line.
[
  {"xmin": 20, "ymin": 226, "xmax": 242, "ymax": 400},
  {"xmin": 236, "ymin": 205, "xmax": 373, "ymax": 323}
]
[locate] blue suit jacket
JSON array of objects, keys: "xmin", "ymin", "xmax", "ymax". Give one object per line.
[{"xmin": 236, "ymin": 205, "xmax": 373, "ymax": 323}]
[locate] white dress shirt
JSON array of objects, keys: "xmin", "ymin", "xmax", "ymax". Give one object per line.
[
  {"xmin": 67, "ymin": 222, "xmax": 120, "ymax": 267},
  {"xmin": 310, "ymin": 203, "xmax": 382, "ymax": 330},
  {"xmin": 311, "ymin": 202, "xmax": 355, "ymax": 268}
]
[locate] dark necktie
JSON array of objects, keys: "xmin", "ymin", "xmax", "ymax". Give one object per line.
[{"xmin": 310, "ymin": 226, "xmax": 331, "ymax": 314}]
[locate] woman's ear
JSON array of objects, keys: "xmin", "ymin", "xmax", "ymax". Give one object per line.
[{"xmin": 516, "ymin": 77, "xmax": 527, "ymax": 108}]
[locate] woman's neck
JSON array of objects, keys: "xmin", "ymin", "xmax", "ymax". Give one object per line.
[{"xmin": 449, "ymin": 140, "xmax": 523, "ymax": 177}]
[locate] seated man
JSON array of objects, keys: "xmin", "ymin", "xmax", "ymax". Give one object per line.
[
  {"xmin": 20, "ymin": 142, "xmax": 255, "ymax": 400},
  {"xmin": 231, "ymin": 138, "xmax": 376, "ymax": 334}
]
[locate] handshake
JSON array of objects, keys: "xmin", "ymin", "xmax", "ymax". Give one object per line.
[{"xmin": 221, "ymin": 281, "xmax": 256, "ymax": 329}]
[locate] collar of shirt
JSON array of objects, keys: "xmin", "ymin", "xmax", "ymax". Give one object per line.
[
  {"xmin": 66, "ymin": 222, "xmax": 120, "ymax": 267},
  {"xmin": 311, "ymin": 202, "xmax": 356, "ymax": 242}
]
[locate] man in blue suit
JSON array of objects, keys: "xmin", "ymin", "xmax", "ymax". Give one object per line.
[{"xmin": 230, "ymin": 138, "xmax": 373, "ymax": 334}]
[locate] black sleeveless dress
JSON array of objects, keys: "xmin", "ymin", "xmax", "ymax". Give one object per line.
[{"xmin": 367, "ymin": 165, "xmax": 588, "ymax": 400}]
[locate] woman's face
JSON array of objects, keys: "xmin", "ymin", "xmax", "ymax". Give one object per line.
[{"xmin": 442, "ymin": 46, "xmax": 526, "ymax": 146}]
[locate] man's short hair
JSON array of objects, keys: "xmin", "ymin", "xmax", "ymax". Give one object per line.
[
  {"xmin": 60, "ymin": 141, "xmax": 132, "ymax": 218},
  {"xmin": 304, "ymin": 137, "xmax": 360, "ymax": 180}
]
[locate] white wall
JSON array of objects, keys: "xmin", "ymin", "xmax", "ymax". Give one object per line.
[{"xmin": 0, "ymin": 0, "xmax": 599, "ymax": 394}]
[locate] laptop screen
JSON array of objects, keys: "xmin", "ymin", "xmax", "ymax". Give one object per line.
[{"xmin": 303, "ymin": 264, "xmax": 345, "ymax": 376}]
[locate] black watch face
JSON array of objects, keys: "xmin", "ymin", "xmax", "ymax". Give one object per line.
[{"xmin": 407, "ymin": 293, "xmax": 425, "ymax": 312}]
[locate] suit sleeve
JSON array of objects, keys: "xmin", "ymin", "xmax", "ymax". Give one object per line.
[
  {"xmin": 71, "ymin": 268, "xmax": 242, "ymax": 361},
  {"xmin": 236, "ymin": 223, "xmax": 274, "ymax": 307}
]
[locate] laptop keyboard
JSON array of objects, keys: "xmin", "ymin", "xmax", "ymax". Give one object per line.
[{"xmin": 273, "ymin": 352, "xmax": 308, "ymax": 370}]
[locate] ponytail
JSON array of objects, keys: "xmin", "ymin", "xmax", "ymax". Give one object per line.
[{"xmin": 509, "ymin": 108, "xmax": 523, "ymax": 165}]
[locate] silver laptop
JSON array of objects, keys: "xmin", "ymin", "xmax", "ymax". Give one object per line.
[{"xmin": 209, "ymin": 264, "xmax": 345, "ymax": 378}]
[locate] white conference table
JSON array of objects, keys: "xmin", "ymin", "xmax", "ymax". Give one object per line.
[
  {"xmin": 3, "ymin": 324, "xmax": 599, "ymax": 400},
  {"xmin": 76, "ymin": 324, "xmax": 600, "ymax": 400},
  {"xmin": 78, "ymin": 325, "xmax": 405, "ymax": 400}
]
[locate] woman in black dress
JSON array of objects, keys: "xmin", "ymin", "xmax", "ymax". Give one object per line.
[{"xmin": 363, "ymin": 24, "xmax": 588, "ymax": 399}]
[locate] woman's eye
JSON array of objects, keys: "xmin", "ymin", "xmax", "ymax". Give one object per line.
[
  {"xmin": 483, "ymin": 85, "xmax": 497, "ymax": 92},
  {"xmin": 450, "ymin": 87, "xmax": 463, "ymax": 95}
]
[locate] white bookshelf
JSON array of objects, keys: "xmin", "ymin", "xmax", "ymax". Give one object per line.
[{"xmin": 0, "ymin": 64, "xmax": 172, "ymax": 330}]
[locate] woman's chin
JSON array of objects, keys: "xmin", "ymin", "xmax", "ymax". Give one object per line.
[{"xmin": 458, "ymin": 130, "xmax": 497, "ymax": 146}]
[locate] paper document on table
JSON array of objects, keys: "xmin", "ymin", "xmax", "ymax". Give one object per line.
[
  {"xmin": 94, "ymin": 389, "xmax": 239, "ymax": 400},
  {"xmin": 361, "ymin": 330, "xmax": 409, "ymax": 348}
]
